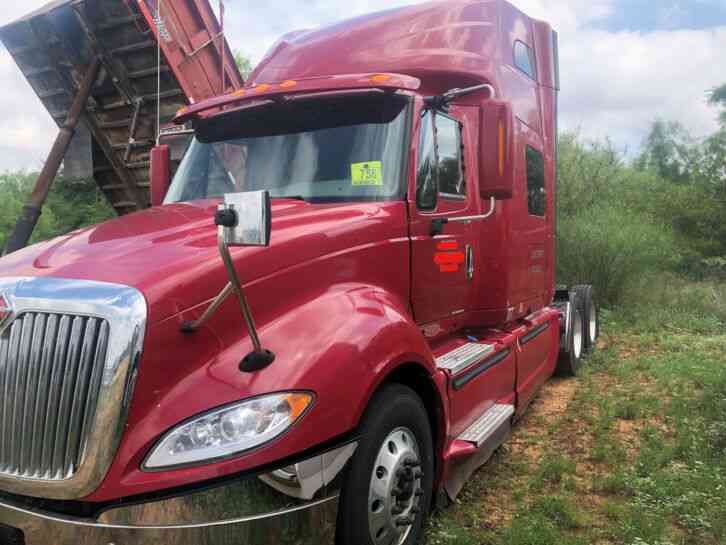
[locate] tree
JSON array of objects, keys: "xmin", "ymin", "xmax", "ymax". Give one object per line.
[
  {"xmin": 703, "ymin": 84, "xmax": 726, "ymax": 198},
  {"xmin": 635, "ymin": 120, "xmax": 700, "ymax": 184},
  {"xmin": 0, "ymin": 171, "xmax": 114, "ymax": 251},
  {"xmin": 234, "ymin": 50, "xmax": 254, "ymax": 81},
  {"xmin": 709, "ymin": 84, "xmax": 726, "ymax": 127}
]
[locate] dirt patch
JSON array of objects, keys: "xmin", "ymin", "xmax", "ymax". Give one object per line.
[{"xmin": 531, "ymin": 378, "xmax": 579, "ymax": 420}]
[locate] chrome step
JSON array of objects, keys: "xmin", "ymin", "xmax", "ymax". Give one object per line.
[
  {"xmin": 436, "ymin": 342, "xmax": 496, "ymax": 375},
  {"xmin": 458, "ymin": 404, "xmax": 514, "ymax": 448}
]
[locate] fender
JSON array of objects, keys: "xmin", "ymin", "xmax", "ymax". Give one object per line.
[{"xmin": 86, "ymin": 283, "xmax": 446, "ymax": 502}]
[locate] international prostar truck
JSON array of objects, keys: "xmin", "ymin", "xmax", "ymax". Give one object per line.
[{"xmin": 0, "ymin": 1, "xmax": 599, "ymax": 544}]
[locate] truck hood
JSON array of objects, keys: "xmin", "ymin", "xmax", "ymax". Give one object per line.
[{"xmin": 0, "ymin": 199, "xmax": 406, "ymax": 324}]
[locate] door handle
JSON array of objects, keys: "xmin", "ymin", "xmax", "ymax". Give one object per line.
[{"xmin": 466, "ymin": 245, "xmax": 474, "ymax": 280}]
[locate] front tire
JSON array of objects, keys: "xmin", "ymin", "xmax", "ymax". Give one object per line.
[{"xmin": 337, "ymin": 384, "xmax": 434, "ymax": 545}]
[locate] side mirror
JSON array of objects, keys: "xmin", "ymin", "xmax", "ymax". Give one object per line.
[
  {"xmin": 479, "ymin": 101, "xmax": 515, "ymax": 200},
  {"xmin": 150, "ymin": 145, "xmax": 171, "ymax": 207},
  {"xmin": 216, "ymin": 191, "xmax": 272, "ymax": 247},
  {"xmin": 214, "ymin": 191, "xmax": 275, "ymax": 372}
]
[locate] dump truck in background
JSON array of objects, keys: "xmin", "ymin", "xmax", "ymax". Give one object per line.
[
  {"xmin": 0, "ymin": 1, "xmax": 599, "ymax": 544},
  {"xmin": 0, "ymin": 0, "xmax": 243, "ymax": 253}
]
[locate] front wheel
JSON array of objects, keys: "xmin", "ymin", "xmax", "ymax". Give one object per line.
[{"xmin": 337, "ymin": 384, "xmax": 434, "ymax": 545}]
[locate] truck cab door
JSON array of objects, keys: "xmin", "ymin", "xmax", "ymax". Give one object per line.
[{"xmin": 409, "ymin": 108, "xmax": 479, "ymax": 328}]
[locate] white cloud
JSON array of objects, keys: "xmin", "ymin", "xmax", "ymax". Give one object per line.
[
  {"xmin": 0, "ymin": 48, "xmax": 58, "ymax": 172},
  {"xmin": 0, "ymin": 0, "xmax": 725, "ymax": 170},
  {"xmin": 557, "ymin": 26, "xmax": 726, "ymax": 149}
]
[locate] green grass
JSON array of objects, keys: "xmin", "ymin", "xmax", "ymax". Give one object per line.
[{"xmin": 424, "ymin": 303, "xmax": 726, "ymax": 545}]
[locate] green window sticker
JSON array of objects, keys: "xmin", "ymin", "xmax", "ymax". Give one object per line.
[{"xmin": 351, "ymin": 161, "xmax": 383, "ymax": 186}]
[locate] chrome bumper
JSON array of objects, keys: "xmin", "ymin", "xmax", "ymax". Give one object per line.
[
  {"xmin": 0, "ymin": 442, "xmax": 357, "ymax": 545},
  {"xmin": 0, "ymin": 495, "xmax": 338, "ymax": 545}
]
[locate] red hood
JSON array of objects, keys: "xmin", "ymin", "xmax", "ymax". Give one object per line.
[{"xmin": 0, "ymin": 199, "xmax": 406, "ymax": 324}]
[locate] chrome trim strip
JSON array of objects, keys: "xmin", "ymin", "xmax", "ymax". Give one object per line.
[{"xmin": 0, "ymin": 277, "xmax": 147, "ymax": 500}]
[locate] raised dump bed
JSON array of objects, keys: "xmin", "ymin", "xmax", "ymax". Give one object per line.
[{"xmin": 0, "ymin": 0, "xmax": 243, "ymax": 215}]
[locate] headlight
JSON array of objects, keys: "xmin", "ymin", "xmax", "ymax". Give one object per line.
[{"xmin": 144, "ymin": 392, "xmax": 314, "ymax": 470}]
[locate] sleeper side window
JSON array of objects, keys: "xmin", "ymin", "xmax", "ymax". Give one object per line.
[
  {"xmin": 514, "ymin": 40, "xmax": 537, "ymax": 80},
  {"xmin": 526, "ymin": 146, "xmax": 546, "ymax": 217}
]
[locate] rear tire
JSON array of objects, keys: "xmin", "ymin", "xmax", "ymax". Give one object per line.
[
  {"xmin": 573, "ymin": 285, "xmax": 599, "ymax": 353},
  {"xmin": 556, "ymin": 306, "xmax": 584, "ymax": 376},
  {"xmin": 337, "ymin": 384, "xmax": 434, "ymax": 545}
]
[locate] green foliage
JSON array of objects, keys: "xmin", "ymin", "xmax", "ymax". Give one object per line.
[
  {"xmin": 557, "ymin": 110, "xmax": 726, "ymax": 305},
  {"xmin": 557, "ymin": 203, "xmax": 679, "ymax": 305},
  {"xmin": 0, "ymin": 171, "xmax": 115, "ymax": 251},
  {"xmin": 502, "ymin": 511, "xmax": 586, "ymax": 545},
  {"xmin": 635, "ymin": 120, "xmax": 700, "ymax": 184},
  {"xmin": 709, "ymin": 83, "xmax": 726, "ymax": 126},
  {"xmin": 557, "ymin": 132, "xmax": 623, "ymax": 218},
  {"xmin": 530, "ymin": 453, "xmax": 576, "ymax": 491},
  {"xmin": 529, "ymin": 496, "xmax": 581, "ymax": 529},
  {"xmin": 233, "ymin": 50, "xmax": 254, "ymax": 80}
]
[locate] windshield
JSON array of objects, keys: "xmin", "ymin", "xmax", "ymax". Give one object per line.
[{"xmin": 164, "ymin": 93, "xmax": 410, "ymax": 204}]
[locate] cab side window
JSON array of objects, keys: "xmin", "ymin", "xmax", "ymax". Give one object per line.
[
  {"xmin": 526, "ymin": 146, "xmax": 546, "ymax": 217},
  {"xmin": 416, "ymin": 112, "xmax": 465, "ymax": 210},
  {"xmin": 416, "ymin": 113, "xmax": 438, "ymax": 210},
  {"xmin": 437, "ymin": 115, "xmax": 465, "ymax": 198}
]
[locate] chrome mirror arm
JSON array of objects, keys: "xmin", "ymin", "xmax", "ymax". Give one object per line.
[
  {"xmin": 217, "ymin": 226, "xmax": 264, "ymax": 353},
  {"xmin": 181, "ymin": 196, "xmax": 275, "ymax": 373},
  {"xmin": 181, "ymin": 282, "xmax": 234, "ymax": 333}
]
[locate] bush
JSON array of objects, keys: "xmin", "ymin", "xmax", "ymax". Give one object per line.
[
  {"xmin": 619, "ymin": 273, "xmax": 726, "ymax": 331},
  {"xmin": 0, "ymin": 171, "xmax": 114, "ymax": 250},
  {"xmin": 557, "ymin": 204, "xmax": 679, "ymax": 306}
]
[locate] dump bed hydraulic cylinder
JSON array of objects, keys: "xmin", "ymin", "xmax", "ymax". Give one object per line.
[{"xmin": 3, "ymin": 58, "xmax": 101, "ymax": 256}]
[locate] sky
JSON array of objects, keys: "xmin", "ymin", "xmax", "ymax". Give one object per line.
[{"xmin": 0, "ymin": 0, "xmax": 725, "ymax": 171}]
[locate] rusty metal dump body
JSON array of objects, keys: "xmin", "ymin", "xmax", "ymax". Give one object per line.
[{"xmin": 0, "ymin": 0, "xmax": 243, "ymax": 215}]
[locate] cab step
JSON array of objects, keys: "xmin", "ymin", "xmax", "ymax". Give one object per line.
[
  {"xmin": 443, "ymin": 403, "xmax": 515, "ymax": 501},
  {"xmin": 436, "ymin": 342, "xmax": 496, "ymax": 375},
  {"xmin": 458, "ymin": 404, "xmax": 514, "ymax": 447}
]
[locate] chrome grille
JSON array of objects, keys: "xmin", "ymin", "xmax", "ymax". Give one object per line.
[{"xmin": 0, "ymin": 312, "xmax": 110, "ymax": 481}]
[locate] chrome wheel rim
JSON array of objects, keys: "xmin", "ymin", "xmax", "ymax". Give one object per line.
[
  {"xmin": 368, "ymin": 427, "xmax": 423, "ymax": 545},
  {"xmin": 588, "ymin": 304, "xmax": 597, "ymax": 345},
  {"xmin": 573, "ymin": 310, "xmax": 584, "ymax": 360}
]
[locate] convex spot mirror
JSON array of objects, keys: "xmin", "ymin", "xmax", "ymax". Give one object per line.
[
  {"xmin": 480, "ymin": 101, "xmax": 515, "ymax": 200},
  {"xmin": 218, "ymin": 191, "xmax": 272, "ymax": 247}
]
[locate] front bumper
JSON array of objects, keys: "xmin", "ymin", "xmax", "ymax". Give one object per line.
[
  {"xmin": 0, "ymin": 495, "xmax": 338, "ymax": 545},
  {"xmin": 0, "ymin": 442, "xmax": 356, "ymax": 545}
]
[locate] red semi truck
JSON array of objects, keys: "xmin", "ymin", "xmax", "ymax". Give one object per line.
[{"xmin": 0, "ymin": 1, "xmax": 598, "ymax": 544}]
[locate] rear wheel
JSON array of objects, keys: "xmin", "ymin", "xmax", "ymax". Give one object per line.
[
  {"xmin": 573, "ymin": 285, "xmax": 599, "ymax": 353},
  {"xmin": 337, "ymin": 384, "xmax": 434, "ymax": 545},
  {"xmin": 556, "ymin": 305, "xmax": 584, "ymax": 376}
]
